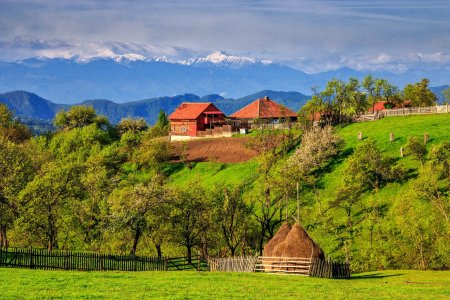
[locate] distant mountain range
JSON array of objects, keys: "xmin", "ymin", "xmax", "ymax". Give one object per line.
[
  {"xmin": 0, "ymin": 90, "xmax": 310, "ymax": 125},
  {"xmin": 1, "ymin": 52, "xmax": 448, "ymax": 104}
]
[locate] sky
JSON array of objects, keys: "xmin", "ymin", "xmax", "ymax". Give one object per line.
[{"xmin": 0, "ymin": 0, "xmax": 449, "ymax": 72}]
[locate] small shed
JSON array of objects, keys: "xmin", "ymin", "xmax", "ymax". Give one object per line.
[{"xmin": 169, "ymin": 102, "xmax": 226, "ymax": 138}]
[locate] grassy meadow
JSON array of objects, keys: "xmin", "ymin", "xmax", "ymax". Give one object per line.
[
  {"xmin": 1, "ymin": 268, "xmax": 449, "ymax": 299},
  {"xmin": 319, "ymin": 114, "xmax": 450, "ymax": 200},
  {"xmin": 167, "ymin": 114, "xmax": 449, "ymax": 190}
]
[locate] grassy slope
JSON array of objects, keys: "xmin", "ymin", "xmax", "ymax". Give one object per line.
[
  {"xmin": 321, "ymin": 114, "xmax": 450, "ymax": 202},
  {"xmin": 1, "ymin": 268, "xmax": 449, "ymax": 299},
  {"xmin": 168, "ymin": 160, "xmax": 259, "ymax": 188},
  {"xmin": 167, "ymin": 114, "xmax": 449, "ymax": 192}
]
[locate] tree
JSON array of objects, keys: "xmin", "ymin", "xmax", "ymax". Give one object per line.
[
  {"xmin": 134, "ymin": 136, "xmax": 172, "ymax": 172},
  {"xmin": 73, "ymin": 145, "xmax": 124, "ymax": 251},
  {"xmin": 18, "ymin": 160, "xmax": 84, "ymax": 250},
  {"xmin": 146, "ymin": 110, "xmax": 170, "ymax": 138},
  {"xmin": 170, "ymin": 186, "xmax": 211, "ymax": 262},
  {"xmin": 54, "ymin": 106, "xmax": 110, "ymax": 130},
  {"xmin": 108, "ymin": 174, "xmax": 169, "ymax": 255},
  {"xmin": 344, "ymin": 140, "xmax": 404, "ymax": 192},
  {"xmin": 362, "ymin": 75, "xmax": 378, "ymax": 112},
  {"xmin": 376, "ymin": 79, "xmax": 400, "ymax": 106},
  {"xmin": 442, "ymin": 87, "xmax": 450, "ymax": 104},
  {"xmin": 346, "ymin": 77, "xmax": 368, "ymax": 116},
  {"xmin": 413, "ymin": 142, "xmax": 450, "ymax": 222},
  {"xmin": 289, "ymin": 126, "xmax": 343, "ymax": 177},
  {"xmin": 405, "ymin": 136, "xmax": 427, "ymax": 166},
  {"xmin": 0, "ymin": 138, "xmax": 34, "ymax": 247},
  {"xmin": 329, "ymin": 183, "xmax": 365, "ymax": 262},
  {"xmin": 403, "ymin": 78, "xmax": 437, "ymax": 107},
  {"xmin": 0, "ymin": 104, "xmax": 31, "ymax": 143},
  {"xmin": 116, "ymin": 118, "xmax": 148, "ymax": 135},
  {"xmin": 298, "ymin": 94, "xmax": 324, "ymax": 127},
  {"xmin": 214, "ymin": 185, "xmax": 252, "ymax": 256}
]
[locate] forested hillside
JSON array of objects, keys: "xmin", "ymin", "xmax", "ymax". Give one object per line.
[
  {"xmin": 0, "ymin": 101, "xmax": 448, "ymax": 271},
  {"xmin": 0, "ymin": 90, "xmax": 309, "ymax": 125}
]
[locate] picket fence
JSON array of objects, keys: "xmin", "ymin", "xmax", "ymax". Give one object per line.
[
  {"xmin": 356, "ymin": 104, "xmax": 449, "ymax": 122},
  {"xmin": 207, "ymin": 255, "xmax": 350, "ymax": 278},
  {"xmin": 0, "ymin": 247, "xmax": 206, "ymax": 271}
]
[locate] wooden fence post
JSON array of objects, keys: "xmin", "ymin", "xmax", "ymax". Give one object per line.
[
  {"xmin": 400, "ymin": 147, "xmax": 404, "ymax": 157},
  {"xmin": 358, "ymin": 132, "xmax": 362, "ymax": 141},
  {"xmin": 29, "ymin": 247, "xmax": 34, "ymax": 269},
  {"xmin": 389, "ymin": 132, "xmax": 394, "ymax": 142},
  {"xmin": 424, "ymin": 133, "xmax": 429, "ymax": 144}
]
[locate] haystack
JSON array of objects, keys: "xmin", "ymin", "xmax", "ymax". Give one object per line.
[
  {"xmin": 272, "ymin": 223, "xmax": 324, "ymax": 259},
  {"xmin": 263, "ymin": 223, "xmax": 291, "ymax": 257}
]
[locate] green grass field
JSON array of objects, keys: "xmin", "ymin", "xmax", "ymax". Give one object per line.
[
  {"xmin": 167, "ymin": 114, "xmax": 450, "ymax": 191},
  {"xmin": 1, "ymin": 268, "xmax": 449, "ymax": 299},
  {"xmin": 320, "ymin": 114, "xmax": 450, "ymax": 202}
]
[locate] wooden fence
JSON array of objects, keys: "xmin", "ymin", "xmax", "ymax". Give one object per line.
[
  {"xmin": 208, "ymin": 256, "xmax": 258, "ymax": 272},
  {"xmin": 0, "ymin": 247, "xmax": 349, "ymax": 277},
  {"xmin": 0, "ymin": 247, "xmax": 206, "ymax": 272},
  {"xmin": 309, "ymin": 259, "xmax": 350, "ymax": 279},
  {"xmin": 208, "ymin": 256, "xmax": 350, "ymax": 278},
  {"xmin": 166, "ymin": 256, "xmax": 208, "ymax": 271},
  {"xmin": 380, "ymin": 105, "xmax": 449, "ymax": 117},
  {"xmin": 255, "ymin": 256, "xmax": 312, "ymax": 276},
  {"xmin": 356, "ymin": 104, "xmax": 449, "ymax": 122}
]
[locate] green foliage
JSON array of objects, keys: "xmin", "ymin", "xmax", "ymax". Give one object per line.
[
  {"xmin": 18, "ymin": 160, "xmax": 84, "ymax": 250},
  {"xmin": 405, "ymin": 136, "xmax": 427, "ymax": 165},
  {"xmin": 0, "ymin": 138, "xmax": 34, "ymax": 247},
  {"xmin": 442, "ymin": 86, "xmax": 450, "ymax": 104},
  {"xmin": 170, "ymin": 185, "xmax": 212, "ymax": 260},
  {"xmin": 54, "ymin": 105, "xmax": 110, "ymax": 130},
  {"xmin": 116, "ymin": 117, "xmax": 148, "ymax": 135},
  {"xmin": 0, "ymin": 104, "xmax": 32, "ymax": 143},
  {"xmin": 345, "ymin": 140, "xmax": 404, "ymax": 192},
  {"xmin": 213, "ymin": 185, "xmax": 253, "ymax": 256},
  {"xmin": 3, "ymin": 107, "xmax": 449, "ymax": 271},
  {"xmin": 403, "ymin": 78, "xmax": 437, "ymax": 107},
  {"xmin": 108, "ymin": 174, "xmax": 169, "ymax": 255}
]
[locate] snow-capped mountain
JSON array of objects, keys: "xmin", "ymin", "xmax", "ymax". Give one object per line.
[
  {"xmin": 0, "ymin": 36, "xmax": 272, "ymax": 66},
  {"xmin": 0, "ymin": 37, "xmax": 448, "ymax": 104},
  {"xmin": 180, "ymin": 51, "xmax": 272, "ymax": 66},
  {"xmin": 39, "ymin": 50, "xmax": 272, "ymax": 67}
]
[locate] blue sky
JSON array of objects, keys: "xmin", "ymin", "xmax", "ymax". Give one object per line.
[{"xmin": 0, "ymin": 0, "xmax": 449, "ymax": 72}]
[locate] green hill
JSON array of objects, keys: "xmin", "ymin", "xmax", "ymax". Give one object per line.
[
  {"xmin": 168, "ymin": 114, "xmax": 449, "ymax": 189},
  {"xmin": 166, "ymin": 114, "xmax": 449, "ymax": 270}
]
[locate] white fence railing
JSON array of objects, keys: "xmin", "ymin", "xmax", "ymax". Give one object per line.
[{"xmin": 355, "ymin": 105, "xmax": 449, "ymax": 122}]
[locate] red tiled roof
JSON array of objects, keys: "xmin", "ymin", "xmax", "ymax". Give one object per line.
[
  {"xmin": 370, "ymin": 100, "xmax": 412, "ymax": 112},
  {"xmin": 230, "ymin": 97, "xmax": 297, "ymax": 119},
  {"xmin": 169, "ymin": 102, "xmax": 224, "ymax": 120},
  {"xmin": 373, "ymin": 101, "xmax": 387, "ymax": 111}
]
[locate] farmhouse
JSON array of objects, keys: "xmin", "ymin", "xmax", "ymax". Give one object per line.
[
  {"xmin": 369, "ymin": 100, "xmax": 412, "ymax": 112},
  {"xmin": 230, "ymin": 96, "xmax": 297, "ymax": 126},
  {"xmin": 169, "ymin": 102, "xmax": 228, "ymax": 140}
]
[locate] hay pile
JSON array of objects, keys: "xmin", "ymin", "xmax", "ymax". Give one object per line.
[
  {"xmin": 263, "ymin": 223, "xmax": 291, "ymax": 257},
  {"xmin": 264, "ymin": 223, "xmax": 324, "ymax": 259},
  {"xmin": 273, "ymin": 223, "xmax": 324, "ymax": 259}
]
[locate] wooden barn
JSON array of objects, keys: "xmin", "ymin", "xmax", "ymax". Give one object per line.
[
  {"xmin": 230, "ymin": 96, "xmax": 297, "ymax": 125},
  {"xmin": 169, "ymin": 102, "xmax": 226, "ymax": 140}
]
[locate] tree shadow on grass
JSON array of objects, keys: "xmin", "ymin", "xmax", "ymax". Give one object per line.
[{"xmin": 350, "ymin": 272, "xmax": 404, "ymax": 280}]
